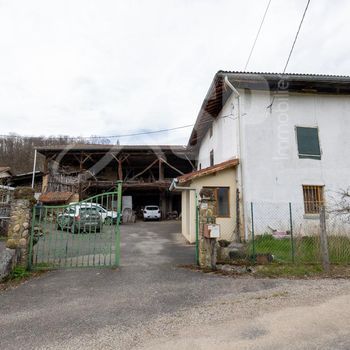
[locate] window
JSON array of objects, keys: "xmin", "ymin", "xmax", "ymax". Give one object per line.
[
  {"xmin": 209, "ymin": 125, "xmax": 213, "ymax": 138},
  {"xmin": 204, "ymin": 187, "xmax": 230, "ymax": 217},
  {"xmin": 210, "ymin": 150, "xmax": 214, "ymax": 167},
  {"xmin": 303, "ymin": 185, "xmax": 324, "ymax": 214},
  {"xmin": 296, "ymin": 127, "xmax": 321, "ymax": 160}
]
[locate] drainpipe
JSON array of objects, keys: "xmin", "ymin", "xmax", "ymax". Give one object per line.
[
  {"xmin": 224, "ymin": 76, "xmax": 247, "ymax": 241},
  {"xmin": 31, "ymin": 149, "xmax": 37, "ymax": 189},
  {"xmin": 169, "ymin": 178, "xmax": 199, "ymax": 265}
]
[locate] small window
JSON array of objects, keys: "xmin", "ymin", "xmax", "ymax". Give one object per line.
[
  {"xmin": 303, "ymin": 185, "xmax": 324, "ymax": 214},
  {"xmin": 296, "ymin": 127, "xmax": 321, "ymax": 160},
  {"xmin": 209, "ymin": 125, "xmax": 213, "ymax": 138},
  {"xmin": 217, "ymin": 187, "xmax": 230, "ymax": 217},
  {"xmin": 210, "ymin": 150, "xmax": 214, "ymax": 167},
  {"xmin": 204, "ymin": 187, "xmax": 230, "ymax": 217}
]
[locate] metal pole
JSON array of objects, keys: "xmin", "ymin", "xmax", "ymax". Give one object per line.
[
  {"xmin": 27, "ymin": 206, "xmax": 36, "ymax": 270},
  {"xmin": 31, "ymin": 149, "xmax": 37, "ymax": 189},
  {"xmin": 250, "ymin": 202, "xmax": 255, "ymax": 262},
  {"xmin": 289, "ymin": 202, "xmax": 295, "ymax": 263},
  {"xmin": 319, "ymin": 206, "xmax": 330, "ymax": 273},
  {"xmin": 115, "ymin": 180, "xmax": 122, "ymax": 267},
  {"xmin": 195, "ymin": 192, "xmax": 199, "ymax": 266}
]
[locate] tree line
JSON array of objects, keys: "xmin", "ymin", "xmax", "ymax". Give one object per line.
[{"xmin": 0, "ymin": 134, "xmax": 111, "ymax": 174}]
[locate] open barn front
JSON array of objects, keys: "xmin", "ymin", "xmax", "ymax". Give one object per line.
[
  {"xmin": 35, "ymin": 144, "xmax": 194, "ymax": 221},
  {"xmin": 122, "ymin": 187, "xmax": 181, "ymax": 220}
]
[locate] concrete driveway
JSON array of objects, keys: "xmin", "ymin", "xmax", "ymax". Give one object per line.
[{"xmin": 0, "ymin": 221, "xmax": 350, "ymax": 350}]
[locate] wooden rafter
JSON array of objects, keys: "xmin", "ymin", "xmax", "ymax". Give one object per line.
[
  {"xmin": 159, "ymin": 158, "xmax": 184, "ymax": 175},
  {"xmin": 129, "ymin": 158, "xmax": 159, "ymax": 181}
]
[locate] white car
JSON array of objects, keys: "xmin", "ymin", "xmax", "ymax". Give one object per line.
[
  {"xmin": 69, "ymin": 202, "xmax": 121, "ymax": 224},
  {"xmin": 143, "ymin": 205, "xmax": 161, "ymax": 221}
]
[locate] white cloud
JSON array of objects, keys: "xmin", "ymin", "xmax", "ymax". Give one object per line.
[{"xmin": 0, "ymin": 0, "xmax": 349, "ymax": 144}]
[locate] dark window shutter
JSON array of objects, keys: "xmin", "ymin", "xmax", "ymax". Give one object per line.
[{"xmin": 296, "ymin": 127, "xmax": 321, "ymax": 160}]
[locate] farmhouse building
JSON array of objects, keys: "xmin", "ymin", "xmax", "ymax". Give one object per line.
[{"xmin": 177, "ymin": 71, "xmax": 350, "ymax": 242}]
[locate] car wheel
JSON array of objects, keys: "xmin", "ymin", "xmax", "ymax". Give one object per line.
[{"xmin": 104, "ymin": 217, "xmax": 113, "ymax": 225}]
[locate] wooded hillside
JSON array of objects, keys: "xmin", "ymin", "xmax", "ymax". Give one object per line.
[{"xmin": 0, "ymin": 135, "xmax": 111, "ymax": 174}]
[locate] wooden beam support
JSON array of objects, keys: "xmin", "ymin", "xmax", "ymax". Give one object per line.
[
  {"xmin": 129, "ymin": 159, "xmax": 159, "ymax": 181},
  {"xmin": 160, "ymin": 158, "xmax": 184, "ymax": 175},
  {"xmin": 158, "ymin": 158, "xmax": 164, "ymax": 181}
]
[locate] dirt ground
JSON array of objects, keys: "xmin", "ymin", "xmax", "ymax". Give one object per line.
[
  {"xmin": 1, "ymin": 221, "xmax": 349, "ymax": 349},
  {"xmin": 137, "ymin": 279, "xmax": 350, "ymax": 350}
]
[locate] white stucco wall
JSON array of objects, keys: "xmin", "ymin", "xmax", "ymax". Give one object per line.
[
  {"xmin": 197, "ymin": 96, "xmax": 239, "ymax": 169},
  {"xmin": 196, "ymin": 88, "xmax": 350, "ymax": 235}
]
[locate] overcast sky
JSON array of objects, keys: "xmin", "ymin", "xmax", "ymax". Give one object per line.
[{"xmin": 0, "ymin": 0, "xmax": 349, "ymax": 145}]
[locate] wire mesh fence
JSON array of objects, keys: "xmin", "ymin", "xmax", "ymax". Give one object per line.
[{"xmin": 246, "ymin": 202, "xmax": 350, "ymax": 265}]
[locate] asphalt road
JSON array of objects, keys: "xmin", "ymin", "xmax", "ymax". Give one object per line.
[{"xmin": 1, "ymin": 221, "xmax": 350, "ymax": 350}]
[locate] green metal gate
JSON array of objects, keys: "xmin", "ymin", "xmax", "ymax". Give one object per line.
[{"xmin": 28, "ymin": 182, "xmax": 122, "ymax": 270}]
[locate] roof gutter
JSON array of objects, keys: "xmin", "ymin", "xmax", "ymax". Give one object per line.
[
  {"xmin": 224, "ymin": 76, "xmax": 240, "ymax": 97},
  {"xmin": 169, "ymin": 178, "xmax": 196, "ymax": 191}
]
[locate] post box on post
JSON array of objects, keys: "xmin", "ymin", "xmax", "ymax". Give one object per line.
[{"xmin": 198, "ymin": 188, "xmax": 220, "ymax": 269}]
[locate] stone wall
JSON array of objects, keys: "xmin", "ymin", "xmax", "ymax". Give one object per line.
[
  {"xmin": 6, "ymin": 187, "xmax": 35, "ymax": 267},
  {"xmin": 198, "ymin": 188, "xmax": 218, "ymax": 269}
]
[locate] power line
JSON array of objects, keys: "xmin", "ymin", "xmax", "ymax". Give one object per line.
[
  {"xmin": 244, "ymin": 0, "xmax": 272, "ymax": 71},
  {"xmin": 282, "ymin": 0, "xmax": 311, "ymax": 74},
  {"xmin": 0, "ymin": 112, "xmax": 240, "ymax": 142},
  {"xmin": 0, "ymin": 124, "xmax": 194, "ymax": 140},
  {"xmin": 268, "ymin": 0, "xmax": 311, "ymax": 109},
  {"xmin": 89, "ymin": 124, "xmax": 195, "ymax": 139}
]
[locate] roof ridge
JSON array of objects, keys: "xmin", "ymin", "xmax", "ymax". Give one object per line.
[{"xmin": 217, "ymin": 70, "xmax": 350, "ymax": 78}]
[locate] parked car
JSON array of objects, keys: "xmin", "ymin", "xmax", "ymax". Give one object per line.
[
  {"xmin": 142, "ymin": 205, "xmax": 161, "ymax": 221},
  {"xmin": 57, "ymin": 206, "xmax": 103, "ymax": 233},
  {"xmin": 69, "ymin": 202, "xmax": 122, "ymax": 224}
]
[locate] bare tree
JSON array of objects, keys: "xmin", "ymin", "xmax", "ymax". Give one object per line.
[
  {"xmin": 328, "ymin": 188, "xmax": 350, "ymax": 223},
  {"xmin": 0, "ymin": 135, "xmax": 101, "ymax": 174}
]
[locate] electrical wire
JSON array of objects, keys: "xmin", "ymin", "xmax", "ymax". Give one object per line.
[
  {"xmin": 267, "ymin": 0, "xmax": 311, "ymax": 109},
  {"xmin": 0, "ymin": 124, "xmax": 195, "ymax": 140},
  {"xmin": 282, "ymin": 0, "xmax": 311, "ymax": 75},
  {"xmin": 244, "ymin": 0, "xmax": 272, "ymax": 71},
  {"xmin": 0, "ymin": 111, "xmax": 243, "ymax": 142}
]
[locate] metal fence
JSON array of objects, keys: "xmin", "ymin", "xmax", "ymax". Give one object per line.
[
  {"xmin": 29, "ymin": 182, "xmax": 123, "ymax": 270},
  {"xmin": 0, "ymin": 203, "xmax": 10, "ymax": 236},
  {"xmin": 0, "ymin": 185, "xmax": 13, "ymax": 236},
  {"xmin": 247, "ymin": 202, "xmax": 350, "ymax": 265}
]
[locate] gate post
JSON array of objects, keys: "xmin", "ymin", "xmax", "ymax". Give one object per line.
[
  {"xmin": 6, "ymin": 187, "xmax": 35, "ymax": 268},
  {"xmin": 115, "ymin": 181, "xmax": 123, "ymax": 267},
  {"xmin": 198, "ymin": 188, "xmax": 218, "ymax": 270}
]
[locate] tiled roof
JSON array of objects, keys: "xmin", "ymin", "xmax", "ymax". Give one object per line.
[
  {"xmin": 39, "ymin": 192, "xmax": 73, "ymax": 203},
  {"xmin": 177, "ymin": 158, "xmax": 239, "ymax": 183}
]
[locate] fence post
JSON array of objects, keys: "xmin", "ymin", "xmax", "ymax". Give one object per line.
[
  {"xmin": 289, "ymin": 202, "xmax": 295, "ymax": 263},
  {"xmin": 250, "ymin": 202, "xmax": 255, "ymax": 262},
  {"xmin": 195, "ymin": 192, "xmax": 199, "ymax": 266},
  {"xmin": 319, "ymin": 206, "xmax": 330, "ymax": 273},
  {"xmin": 115, "ymin": 180, "xmax": 123, "ymax": 267}
]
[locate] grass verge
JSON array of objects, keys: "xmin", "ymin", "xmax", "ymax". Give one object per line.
[
  {"xmin": 248, "ymin": 234, "xmax": 350, "ymax": 264},
  {"xmin": 0, "ymin": 266, "xmax": 47, "ymax": 291}
]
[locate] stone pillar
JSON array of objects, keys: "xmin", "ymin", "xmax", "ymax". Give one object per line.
[
  {"xmin": 6, "ymin": 187, "xmax": 35, "ymax": 267},
  {"xmin": 198, "ymin": 188, "xmax": 217, "ymax": 269}
]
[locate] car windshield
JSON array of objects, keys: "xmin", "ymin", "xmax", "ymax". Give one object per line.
[{"xmin": 146, "ymin": 206, "xmax": 159, "ymax": 211}]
